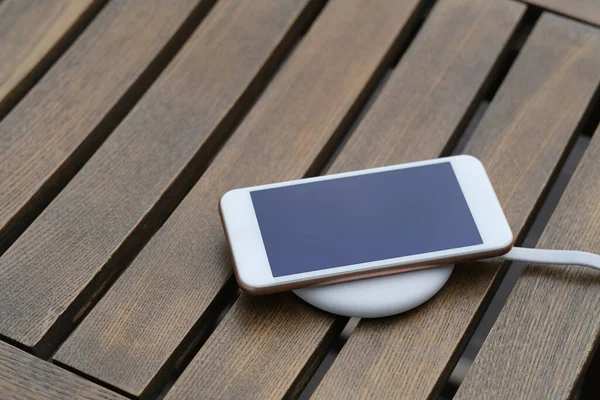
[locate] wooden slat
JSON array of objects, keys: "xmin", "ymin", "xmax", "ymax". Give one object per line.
[
  {"xmin": 52, "ymin": 0, "xmax": 430, "ymax": 397},
  {"xmin": 0, "ymin": 0, "xmax": 100, "ymax": 116},
  {"xmin": 313, "ymin": 13, "xmax": 600, "ymax": 399},
  {"xmin": 0, "ymin": 0, "xmax": 211, "ymax": 251},
  {"xmin": 162, "ymin": 1, "xmax": 528, "ymax": 399},
  {"xmin": 0, "ymin": 341, "xmax": 124, "ymax": 400},
  {"xmin": 0, "ymin": 0, "xmax": 317, "ymax": 353},
  {"xmin": 455, "ymin": 128, "xmax": 600, "ymax": 398},
  {"xmin": 526, "ymin": 0, "xmax": 600, "ymax": 28}
]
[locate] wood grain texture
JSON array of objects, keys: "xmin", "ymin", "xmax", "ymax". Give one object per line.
[
  {"xmin": 455, "ymin": 127, "xmax": 600, "ymax": 399},
  {"xmin": 54, "ymin": 0, "xmax": 428, "ymax": 397},
  {"xmin": 526, "ymin": 0, "xmax": 600, "ymax": 27},
  {"xmin": 0, "ymin": 0, "xmax": 99, "ymax": 115},
  {"xmin": 0, "ymin": 341, "xmax": 124, "ymax": 400},
  {"xmin": 0, "ymin": 0, "xmax": 208, "ymax": 250},
  {"xmin": 313, "ymin": 13, "xmax": 600, "ymax": 400},
  {"xmin": 163, "ymin": 1, "xmax": 528, "ymax": 399},
  {"xmin": 0, "ymin": 0, "xmax": 315, "ymax": 352}
]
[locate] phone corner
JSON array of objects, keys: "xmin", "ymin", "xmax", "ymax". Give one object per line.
[
  {"xmin": 235, "ymin": 273, "xmax": 270, "ymax": 295},
  {"xmin": 495, "ymin": 235, "xmax": 515, "ymax": 257},
  {"xmin": 219, "ymin": 188, "xmax": 237, "ymax": 211},
  {"xmin": 502, "ymin": 235, "xmax": 516, "ymax": 253},
  {"xmin": 456, "ymin": 154, "xmax": 484, "ymax": 167},
  {"xmin": 230, "ymin": 261, "xmax": 264, "ymax": 295}
]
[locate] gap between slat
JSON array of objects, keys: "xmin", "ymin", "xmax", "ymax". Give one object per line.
[{"xmin": 515, "ymin": 0, "xmax": 600, "ymax": 30}]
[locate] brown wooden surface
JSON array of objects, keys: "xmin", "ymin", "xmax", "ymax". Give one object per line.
[
  {"xmin": 0, "ymin": 0, "xmax": 98, "ymax": 116},
  {"xmin": 1, "ymin": 1, "xmax": 600, "ymax": 399},
  {"xmin": 0, "ymin": 341, "xmax": 124, "ymax": 400},
  {"xmin": 163, "ymin": 0, "xmax": 528, "ymax": 398},
  {"xmin": 0, "ymin": 0, "xmax": 211, "ymax": 251},
  {"xmin": 455, "ymin": 127, "xmax": 600, "ymax": 399},
  {"xmin": 526, "ymin": 0, "xmax": 600, "ymax": 27},
  {"xmin": 312, "ymin": 13, "xmax": 600, "ymax": 400},
  {"xmin": 0, "ymin": 0, "xmax": 315, "ymax": 353},
  {"xmin": 53, "ymin": 0, "xmax": 428, "ymax": 397}
]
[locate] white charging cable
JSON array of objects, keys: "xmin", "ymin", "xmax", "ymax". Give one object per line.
[{"xmin": 487, "ymin": 246, "xmax": 600, "ymax": 271}]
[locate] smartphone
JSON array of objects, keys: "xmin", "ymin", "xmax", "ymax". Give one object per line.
[{"xmin": 219, "ymin": 155, "xmax": 513, "ymax": 294}]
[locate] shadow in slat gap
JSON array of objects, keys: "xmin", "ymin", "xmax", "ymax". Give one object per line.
[
  {"xmin": 304, "ymin": 0, "xmax": 438, "ymax": 179},
  {"xmin": 444, "ymin": 83, "xmax": 600, "ymax": 399},
  {"xmin": 451, "ymin": 6, "xmax": 542, "ymax": 156},
  {"xmin": 582, "ymin": 337, "xmax": 600, "ymax": 398},
  {"xmin": 154, "ymin": 1, "xmax": 440, "ymax": 399},
  {"xmin": 513, "ymin": 0, "xmax": 600, "ymax": 30},
  {"xmin": 320, "ymin": 0, "xmax": 437, "ymax": 174},
  {"xmin": 53, "ymin": 368, "xmax": 137, "ymax": 400},
  {"xmin": 298, "ymin": 318, "xmax": 360, "ymax": 400},
  {"xmin": 298, "ymin": 5, "xmax": 542, "ymax": 400},
  {"xmin": 0, "ymin": 0, "xmax": 219, "ymax": 257},
  {"xmin": 50, "ymin": 2, "xmax": 331, "ymax": 399},
  {"xmin": 151, "ymin": 288, "xmax": 243, "ymax": 400},
  {"xmin": 579, "ymin": 87, "xmax": 600, "ymax": 137},
  {"xmin": 443, "ymin": 6, "xmax": 541, "ymax": 156},
  {"xmin": 0, "ymin": 1, "xmax": 108, "ymax": 122},
  {"xmin": 285, "ymin": 318, "xmax": 348, "ymax": 400}
]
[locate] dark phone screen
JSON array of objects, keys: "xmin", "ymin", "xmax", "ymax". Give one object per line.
[{"xmin": 251, "ymin": 162, "xmax": 482, "ymax": 277}]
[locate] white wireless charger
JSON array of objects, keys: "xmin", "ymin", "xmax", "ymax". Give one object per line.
[
  {"xmin": 294, "ymin": 247, "xmax": 600, "ymax": 318},
  {"xmin": 294, "ymin": 265, "xmax": 453, "ymax": 318}
]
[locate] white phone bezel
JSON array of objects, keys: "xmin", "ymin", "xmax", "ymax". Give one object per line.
[{"xmin": 220, "ymin": 155, "xmax": 513, "ymax": 292}]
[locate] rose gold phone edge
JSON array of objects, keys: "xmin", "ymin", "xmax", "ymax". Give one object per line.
[{"xmin": 219, "ymin": 202, "xmax": 514, "ymax": 295}]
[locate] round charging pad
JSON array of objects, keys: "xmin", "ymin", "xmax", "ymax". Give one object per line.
[{"xmin": 294, "ymin": 265, "xmax": 453, "ymax": 318}]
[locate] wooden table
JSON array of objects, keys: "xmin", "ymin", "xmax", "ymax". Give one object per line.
[{"xmin": 1, "ymin": 0, "xmax": 600, "ymax": 399}]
